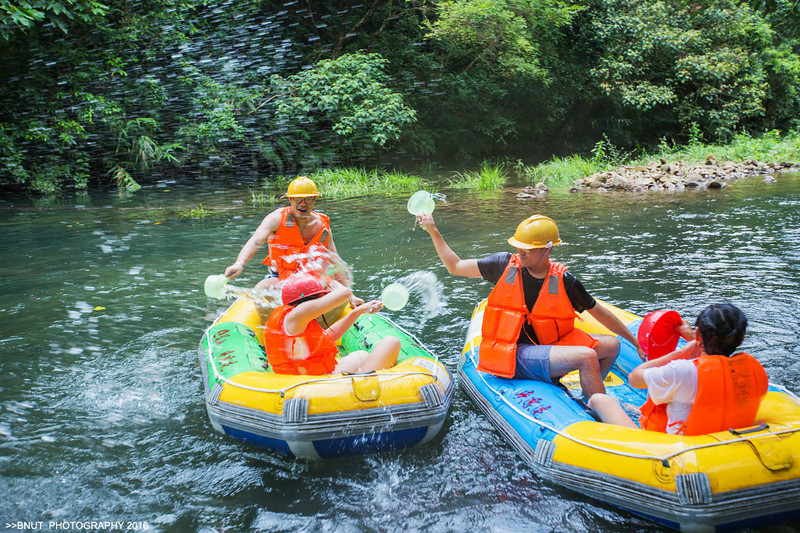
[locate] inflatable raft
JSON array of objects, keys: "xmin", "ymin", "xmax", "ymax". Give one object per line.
[
  {"xmin": 460, "ymin": 299, "xmax": 800, "ymax": 531},
  {"xmin": 199, "ymin": 298, "xmax": 453, "ymax": 460}
]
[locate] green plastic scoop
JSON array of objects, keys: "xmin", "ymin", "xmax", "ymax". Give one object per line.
[
  {"xmin": 407, "ymin": 191, "xmax": 435, "ymax": 216},
  {"xmin": 204, "ymin": 274, "xmax": 228, "ymax": 300},
  {"xmin": 380, "ymin": 283, "xmax": 409, "ymax": 311}
]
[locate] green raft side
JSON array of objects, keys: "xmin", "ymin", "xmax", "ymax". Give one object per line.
[
  {"xmin": 339, "ymin": 313, "xmax": 435, "ymax": 365},
  {"xmin": 201, "ymin": 313, "xmax": 436, "ymax": 390},
  {"xmin": 201, "ymin": 321, "xmax": 270, "ymax": 390}
]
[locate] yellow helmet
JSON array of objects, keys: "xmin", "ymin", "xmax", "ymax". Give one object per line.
[
  {"xmin": 507, "ymin": 215, "xmax": 562, "ymax": 249},
  {"xmin": 283, "ymin": 176, "xmax": 320, "ymax": 198}
]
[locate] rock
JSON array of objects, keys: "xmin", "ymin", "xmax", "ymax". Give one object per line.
[
  {"xmin": 708, "ymin": 181, "xmax": 723, "ymax": 189},
  {"xmin": 516, "ymin": 192, "xmax": 536, "ymax": 199},
  {"xmin": 763, "ymin": 176, "xmax": 777, "ymax": 183}
]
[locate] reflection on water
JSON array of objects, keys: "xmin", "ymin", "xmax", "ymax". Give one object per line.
[{"xmin": 1, "ymin": 174, "xmax": 799, "ymax": 532}]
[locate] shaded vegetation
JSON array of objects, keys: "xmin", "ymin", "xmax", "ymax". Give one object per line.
[{"xmin": 2, "ymin": 0, "xmax": 800, "ymax": 194}]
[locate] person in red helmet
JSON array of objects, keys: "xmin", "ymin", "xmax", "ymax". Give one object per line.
[
  {"xmin": 263, "ymin": 275, "xmax": 400, "ymax": 375},
  {"xmin": 588, "ymin": 304, "xmax": 768, "ymax": 435}
]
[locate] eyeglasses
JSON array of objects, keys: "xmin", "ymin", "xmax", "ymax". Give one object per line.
[{"xmin": 290, "ymin": 197, "xmax": 316, "ymax": 205}]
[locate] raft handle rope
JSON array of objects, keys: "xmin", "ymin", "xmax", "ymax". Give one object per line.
[
  {"xmin": 466, "ymin": 345, "xmax": 800, "ymax": 466},
  {"xmin": 202, "ymin": 305, "xmax": 443, "ymax": 397}
]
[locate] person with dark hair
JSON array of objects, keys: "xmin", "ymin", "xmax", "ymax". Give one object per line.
[
  {"xmin": 263, "ymin": 275, "xmax": 399, "ymax": 375},
  {"xmin": 589, "ymin": 304, "xmax": 769, "ymax": 435}
]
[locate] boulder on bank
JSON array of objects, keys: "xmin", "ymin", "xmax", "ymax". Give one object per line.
[{"xmin": 570, "ymin": 158, "xmax": 797, "ymax": 193}]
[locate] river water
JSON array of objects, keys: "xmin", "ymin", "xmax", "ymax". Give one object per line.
[{"xmin": 2, "ymin": 173, "xmax": 799, "ymax": 532}]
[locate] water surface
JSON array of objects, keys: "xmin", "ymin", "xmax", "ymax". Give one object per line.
[{"xmin": 2, "ymin": 174, "xmax": 799, "ymax": 532}]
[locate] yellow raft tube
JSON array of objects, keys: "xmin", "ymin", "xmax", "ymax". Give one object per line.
[
  {"xmin": 460, "ymin": 299, "xmax": 800, "ymax": 531},
  {"xmin": 199, "ymin": 298, "xmax": 454, "ymax": 460}
]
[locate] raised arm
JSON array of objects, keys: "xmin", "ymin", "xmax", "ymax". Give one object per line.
[
  {"xmin": 628, "ymin": 340, "xmax": 700, "ymax": 388},
  {"xmin": 587, "ymin": 303, "xmax": 647, "ymax": 361},
  {"xmin": 417, "ymin": 213, "xmax": 482, "ymax": 278},
  {"xmin": 283, "ymin": 283, "xmax": 352, "ymax": 336}
]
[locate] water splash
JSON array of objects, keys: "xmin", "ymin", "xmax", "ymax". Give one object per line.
[
  {"xmin": 395, "ymin": 271, "xmax": 443, "ymax": 319},
  {"xmin": 281, "ymin": 247, "xmax": 354, "ymax": 286},
  {"xmin": 430, "ymin": 192, "xmax": 447, "ymax": 206}
]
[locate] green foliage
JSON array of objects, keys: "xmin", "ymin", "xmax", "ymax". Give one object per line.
[
  {"xmin": 448, "ymin": 161, "xmax": 508, "ymax": 189},
  {"xmin": 3, "ymin": 0, "xmax": 800, "ymax": 194},
  {"xmin": 0, "ymin": 0, "xmax": 108, "ymax": 40},
  {"xmin": 271, "ymin": 53, "xmax": 417, "ymax": 165},
  {"xmin": 522, "ymin": 155, "xmax": 606, "ymax": 186},
  {"xmin": 584, "ymin": 0, "xmax": 774, "ymax": 141},
  {"xmin": 299, "ymin": 168, "xmax": 433, "ymax": 198},
  {"xmin": 426, "ymin": 0, "xmax": 578, "ymax": 80}
]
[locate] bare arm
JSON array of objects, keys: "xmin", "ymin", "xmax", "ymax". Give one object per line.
[
  {"xmin": 628, "ymin": 340, "xmax": 700, "ymax": 388},
  {"xmin": 325, "ymin": 300, "xmax": 382, "ymax": 342},
  {"xmin": 224, "ymin": 209, "xmax": 282, "ymax": 280},
  {"xmin": 283, "ymin": 284, "xmax": 352, "ymax": 336},
  {"xmin": 587, "ymin": 303, "xmax": 647, "ymax": 361},
  {"xmin": 417, "ymin": 213, "xmax": 482, "ymax": 278}
]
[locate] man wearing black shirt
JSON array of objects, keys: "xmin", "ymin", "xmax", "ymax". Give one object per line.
[{"xmin": 417, "ymin": 213, "xmax": 644, "ymax": 397}]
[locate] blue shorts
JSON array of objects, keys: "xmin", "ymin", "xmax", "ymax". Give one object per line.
[{"xmin": 515, "ymin": 343, "xmax": 553, "ymax": 383}]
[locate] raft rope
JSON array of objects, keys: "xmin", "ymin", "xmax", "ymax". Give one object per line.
[
  {"xmin": 201, "ymin": 306, "xmax": 443, "ymax": 397},
  {"xmin": 465, "ymin": 344, "xmax": 800, "ymax": 467}
]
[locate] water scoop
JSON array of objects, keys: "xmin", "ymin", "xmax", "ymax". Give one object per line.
[
  {"xmin": 204, "ymin": 274, "xmax": 229, "ymax": 300},
  {"xmin": 380, "ymin": 283, "xmax": 409, "ymax": 311},
  {"xmin": 407, "ymin": 191, "xmax": 436, "ymax": 216}
]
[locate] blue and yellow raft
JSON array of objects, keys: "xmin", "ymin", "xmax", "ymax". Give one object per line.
[
  {"xmin": 199, "ymin": 298, "xmax": 453, "ymax": 460},
  {"xmin": 460, "ymin": 299, "xmax": 800, "ymax": 531}
]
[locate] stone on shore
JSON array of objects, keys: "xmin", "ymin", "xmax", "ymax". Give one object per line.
[{"xmin": 570, "ymin": 158, "xmax": 797, "ymax": 193}]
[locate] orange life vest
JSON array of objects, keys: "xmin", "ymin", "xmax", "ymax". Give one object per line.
[
  {"xmin": 262, "ymin": 207, "xmax": 332, "ymax": 279},
  {"xmin": 263, "ymin": 305, "xmax": 338, "ymax": 375},
  {"xmin": 478, "ymin": 257, "xmax": 599, "ymax": 378},
  {"xmin": 639, "ymin": 352, "xmax": 768, "ymax": 435}
]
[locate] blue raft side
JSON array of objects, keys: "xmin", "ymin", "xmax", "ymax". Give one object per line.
[
  {"xmin": 460, "ymin": 321, "xmax": 649, "ymax": 442},
  {"xmin": 460, "ymin": 315, "xmax": 793, "ymax": 531}
]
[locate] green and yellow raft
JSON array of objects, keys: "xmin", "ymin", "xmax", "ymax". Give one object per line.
[{"xmin": 198, "ymin": 298, "xmax": 453, "ymax": 460}]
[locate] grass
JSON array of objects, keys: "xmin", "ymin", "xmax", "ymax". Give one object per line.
[
  {"xmin": 274, "ymin": 168, "xmax": 436, "ymax": 198},
  {"xmin": 447, "ymin": 161, "xmax": 508, "ymax": 190},
  {"xmin": 248, "ymin": 187, "xmax": 275, "ymax": 206},
  {"xmin": 520, "ymin": 129, "xmax": 800, "ymax": 187}
]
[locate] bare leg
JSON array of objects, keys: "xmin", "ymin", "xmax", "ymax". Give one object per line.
[
  {"xmin": 335, "ymin": 336, "xmax": 400, "ymax": 373},
  {"xmin": 548, "ymin": 345, "xmax": 605, "ymax": 396},
  {"xmin": 588, "ymin": 393, "xmax": 638, "ymax": 428},
  {"xmin": 590, "ymin": 333, "xmax": 621, "ymax": 379},
  {"xmin": 254, "ymin": 276, "xmax": 280, "ymax": 291}
]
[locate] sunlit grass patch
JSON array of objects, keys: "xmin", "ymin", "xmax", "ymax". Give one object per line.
[
  {"xmin": 273, "ymin": 168, "xmax": 434, "ymax": 198},
  {"xmin": 248, "ymin": 187, "xmax": 275, "ymax": 206},
  {"xmin": 448, "ymin": 161, "xmax": 508, "ymax": 190},
  {"xmin": 522, "ymin": 155, "xmax": 606, "ymax": 186}
]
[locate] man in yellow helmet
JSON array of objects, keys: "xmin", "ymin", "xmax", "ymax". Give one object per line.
[
  {"xmin": 417, "ymin": 213, "xmax": 645, "ymax": 398},
  {"xmin": 224, "ymin": 177, "xmax": 359, "ymax": 306}
]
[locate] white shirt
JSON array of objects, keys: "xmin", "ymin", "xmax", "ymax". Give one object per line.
[{"xmin": 643, "ymin": 359, "xmax": 698, "ymax": 435}]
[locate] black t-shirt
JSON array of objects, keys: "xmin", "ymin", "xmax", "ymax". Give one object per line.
[{"xmin": 476, "ymin": 252, "xmax": 596, "ymax": 345}]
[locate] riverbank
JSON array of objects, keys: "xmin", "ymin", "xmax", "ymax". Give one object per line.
[
  {"xmin": 521, "ymin": 130, "xmax": 800, "ymax": 194},
  {"xmin": 569, "ymin": 157, "xmax": 798, "ymax": 193}
]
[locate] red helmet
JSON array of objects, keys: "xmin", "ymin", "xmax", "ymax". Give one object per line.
[
  {"xmin": 281, "ymin": 275, "xmax": 328, "ymax": 305},
  {"xmin": 638, "ymin": 310, "xmax": 683, "ymax": 360}
]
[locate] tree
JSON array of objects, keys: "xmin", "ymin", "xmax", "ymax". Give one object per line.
[{"xmin": 271, "ymin": 52, "xmax": 416, "ymax": 166}]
